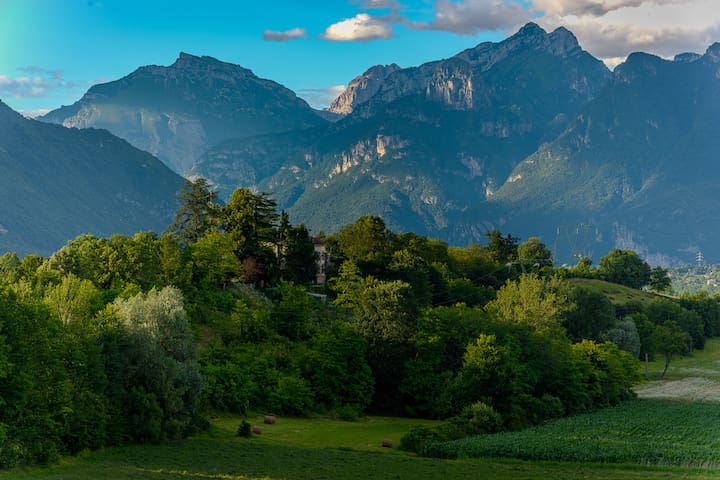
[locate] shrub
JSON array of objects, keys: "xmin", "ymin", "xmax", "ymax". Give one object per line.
[{"xmin": 236, "ymin": 420, "xmax": 252, "ymax": 438}]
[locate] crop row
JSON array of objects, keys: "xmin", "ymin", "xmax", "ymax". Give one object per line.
[{"xmin": 424, "ymin": 399, "xmax": 720, "ymax": 466}]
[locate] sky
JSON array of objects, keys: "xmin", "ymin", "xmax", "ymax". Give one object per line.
[{"xmin": 2, "ymin": 0, "xmax": 720, "ymax": 116}]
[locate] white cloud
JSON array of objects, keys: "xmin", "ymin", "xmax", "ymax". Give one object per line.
[
  {"xmin": 410, "ymin": 0, "xmax": 532, "ymax": 34},
  {"xmin": 322, "ymin": 13, "xmax": 395, "ymax": 41},
  {"xmin": 262, "ymin": 27, "xmax": 308, "ymax": 42},
  {"xmin": 297, "ymin": 85, "xmax": 347, "ymax": 108},
  {"xmin": 0, "ymin": 67, "xmax": 89, "ymax": 100}
]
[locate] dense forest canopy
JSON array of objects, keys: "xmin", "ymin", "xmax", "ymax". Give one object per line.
[{"xmin": 0, "ymin": 180, "xmax": 717, "ymax": 466}]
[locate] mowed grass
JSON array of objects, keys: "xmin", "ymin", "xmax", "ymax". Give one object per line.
[{"xmin": 212, "ymin": 415, "xmax": 439, "ymax": 453}]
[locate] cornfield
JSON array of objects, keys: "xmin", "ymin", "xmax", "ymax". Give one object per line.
[{"xmin": 425, "ymin": 399, "xmax": 720, "ymax": 466}]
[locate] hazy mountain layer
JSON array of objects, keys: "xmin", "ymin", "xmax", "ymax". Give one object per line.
[{"xmin": 41, "ymin": 53, "xmax": 327, "ymax": 173}]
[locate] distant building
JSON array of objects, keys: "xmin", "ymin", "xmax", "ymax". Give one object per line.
[{"xmin": 312, "ymin": 237, "xmax": 330, "ymax": 284}]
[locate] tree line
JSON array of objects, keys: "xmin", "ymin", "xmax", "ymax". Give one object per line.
[{"xmin": 0, "ymin": 179, "xmax": 717, "ymax": 466}]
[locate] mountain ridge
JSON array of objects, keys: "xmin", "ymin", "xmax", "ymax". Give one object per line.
[
  {"xmin": 41, "ymin": 52, "xmax": 327, "ymax": 173},
  {"xmin": 0, "ymin": 100, "xmax": 183, "ymax": 256}
]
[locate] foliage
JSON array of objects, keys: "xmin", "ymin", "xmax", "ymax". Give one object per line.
[
  {"xmin": 648, "ymin": 266, "xmax": 672, "ymax": 293},
  {"xmin": 563, "ymin": 286, "xmax": 615, "ymax": 342},
  {"xmin": 106, "ymin": 287, "xmax": 204, "ymax": 443},
  {"xmin": 597, "ymin": 249, "xmax": 651, "ymax": 289},
  {"xmin": 486, "ymin": 273, "xmax": 570, "ymax": 336},
  {"xmin": 605, "ymin": 318, "xmax": 642, "ymax": 358},
  {"xmin": 652, "ymin": 322, "xmax": 691, "ymax": 378},
  {"xmin": 168, "ymin": 178, "xmax": 220, "ymax": 245},
  {"xmin": 517, "ymin": 236, "xmax": 553, "ymax": 270},
  {"xmin": 236, "ymin": 420, "xmax": 252, "ymax": 438}
]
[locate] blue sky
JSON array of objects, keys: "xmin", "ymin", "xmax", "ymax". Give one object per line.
[{"xmin": 2, "ymin": 0, "xmax": 720, "ymax": 115}]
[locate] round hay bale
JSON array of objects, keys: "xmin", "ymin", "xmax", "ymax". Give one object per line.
[
  {"xmin": 382, "ymin": 438, "xmax": 393, "ymax": 448},
  {"xmin": 264, "ymin": 415, "xmax": 277, "ymax": 425},
  {"xmin": 252, "ymin": 426, "xmax": 264, "ymax": 435}
]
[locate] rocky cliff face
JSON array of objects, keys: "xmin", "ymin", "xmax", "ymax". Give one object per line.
[
  {"xmin": 355, "ymin": 22, "xmax": 610, "ymax": 115},
  {"xmin": 328, "ymin": 63, "xmax": 401, "ymax": 114},
  {"xmin": 41, "ymin": 53, "xmax": 327, "ymax": 173},
  {"xmin": 192, "ymin": 23, "xmax": 612, "ymax": 242}
]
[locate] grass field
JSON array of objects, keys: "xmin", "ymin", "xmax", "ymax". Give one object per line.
[
  {"xmin": 5, "ymin": 340, "xmax": 720, "ymax": 479},
  {"xmin": 566, "ymin": 278, "xmax": 661, "ymax": 307}
]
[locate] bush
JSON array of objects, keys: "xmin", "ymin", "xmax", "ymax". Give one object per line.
[
  {"xmin": 400, "ymin": 425, "xmax": 446, "ymax": 453},
  {"xmin": 236, "ymin": 420, "xmax": 252, "ymax": 437},
  {"xmin": 447, "ymin": 401, "xmax": 502, "ymax": 436}
]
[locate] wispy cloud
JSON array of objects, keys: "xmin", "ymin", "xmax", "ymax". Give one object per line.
[
  {"xmin": 262, "ymin": 27, "xmax": 308, "ymax": 42},
  {"xmin": 322, "ymin": 13, "xmax": 396, "ymax": 41},
  {"xmin": 297, "ymin": 85, "xmax": 347, "ymax": 108},
  {"xmin": 353, "ymin": 0, "xmax": 402, "ymax": 8}
]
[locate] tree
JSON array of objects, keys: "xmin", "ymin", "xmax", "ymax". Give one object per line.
[
  {"xmin": 485, "ymin": 274, "xmax": 571, "ymax": 336},
  {"xmin": 517, "ymin": 237, "xmax": 553, "ymax": 269},
  {"xmin": 605, "ymin": 318, "xmax": 642, "ymax": 358},
  {"xmin": 653, "ymin": 322, "xmax": 691, "ymax": 378},
  {"xmin": 44, "ymin": 274, "xmax": 102, "ymax": 327},
  {"xmin": 169, "ymin": 178, "xmax": 220, "ymax": 245},
  {"xmin": 648, "ymin": 266, "xmax": 671, "ymax": 293},
  {"xmin": 223, "ymin": 188, "xmax": 279, "ymax": 283},
  {"xmin": 277, "ymin": 215, "xmax": 317, "ymax": 284},
  {"xmin": 563, "ymin": 287, "xmax": 615, "ymax": 341},
  {"xmin": 485, "ymin": 230, "xmax": 519, "ymax": 264},
  {"xmin": 107, "ymin": 287, "xmax": 203, "ymax": 442},
  {"xmin": 330, "ymin": 216, "xmax": 395, "ymax": 277},
  {"xmin": 597, "ymin": 249, "xmax": 651, "ymax": 289}
]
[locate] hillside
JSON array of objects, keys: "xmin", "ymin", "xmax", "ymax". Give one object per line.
[
  {"xmin": 0, "ymin": 101, "xmax": 183, "ymax": 256},
  {"xmin": 491, "ymin": 44, "xmax": 720, "ymax": 263}
]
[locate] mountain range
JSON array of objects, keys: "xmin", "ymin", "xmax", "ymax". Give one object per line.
[{"xmin": 5, "ymin": 22, "xmax": 720, "ymax": 263}]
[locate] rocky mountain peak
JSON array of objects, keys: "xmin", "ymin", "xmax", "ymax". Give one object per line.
[
  {"xmin": 166, "ymin": 52, "xmax": 254, "ymax": 79},
  {"xmin": 548, "ymin": 26, "xmax": 581, "ymax": 56},
  {"xmin": 704, "ymin": 42, "xmax": 720, "ymax": 62},
  {"xmin": 328, "ymin": 63, "xmax": 401, "ymax": 114},
  {"xmin": 454, "ymin": 22, "xmax": 585, "ymax": 70},
  {"xmin": 674, "ymin": 52, "xmax": 702, "ymax": 63}
]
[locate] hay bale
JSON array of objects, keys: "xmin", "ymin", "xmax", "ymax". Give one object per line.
[
  {"xmin": 382, "ymin": 438, "xmax": 393, "ymax": 448},
  {"xmin": 263, "ymin": 415, "xmax": 277, "ymax": 424},
  {"xmin": 252, "ymin": 426, "xmax": 264, "ymax": 434}
]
